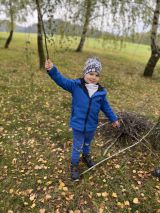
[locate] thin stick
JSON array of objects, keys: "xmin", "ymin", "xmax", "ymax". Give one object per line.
[
  {"xmin": 103, "ymin": 137, "xmax": 119, "ymax": 156},
  {"xmin": 97, "ymin": 121, "xmax": 108, "ymax": 129},
  {"xmin": 80, "ymin": 119, "xmax": 159, "ymax": 176},
  {"xmin": 36, "ymin": 0, "xmax": 49, "ymax": 59},
  {"xmin": 132, "ymin": 134, "xmax": 158, "ymax": 157}
]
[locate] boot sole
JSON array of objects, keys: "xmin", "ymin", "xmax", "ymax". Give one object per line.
[{"xmin": 72, "ymin": 178, "xmax": 80, "ymax": 182}]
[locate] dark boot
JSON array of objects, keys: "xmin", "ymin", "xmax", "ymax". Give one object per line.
[
  {"xmin": 70, "ymin": 164, "xmax": 80, "ymax": 181},
  {"xmin": 82, "ymin": 154, "xmax": 95, "ymax": 168}
]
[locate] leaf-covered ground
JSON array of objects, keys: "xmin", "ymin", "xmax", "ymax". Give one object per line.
[{"xmin": 0, "ymin": 33, "xmax": 160, "ymax": 212}]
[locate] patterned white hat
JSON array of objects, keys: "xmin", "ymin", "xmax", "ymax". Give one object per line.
[{"xmin": 83, "ymin": 57, "xmax": 102, "ymax": 75}]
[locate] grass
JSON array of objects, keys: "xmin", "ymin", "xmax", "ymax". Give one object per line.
[{"xmin": 0, "ymin": 32, "xmax": 160, "ymax": 213}]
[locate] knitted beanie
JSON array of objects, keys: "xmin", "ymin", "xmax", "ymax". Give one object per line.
[{"xmin": 83, "ymin": 57, "xmax": 102, "ymax": 75}]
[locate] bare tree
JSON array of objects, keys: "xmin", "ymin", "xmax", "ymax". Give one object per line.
[
  {"xmin": 143, "ymin": 0, "xmax": 160, "ymax": 77},
  {"xmin": 0, "ymin": 0, "xmax": 29, "ymax": 48},
  {"xmin": 35, "ymin": 0, "xmax": 45, "ymax": 69},
  {"xmin": 73, "ymin": 0, "xmax": 153, "ymax": 52},
  {"xmin": 76, "ymin": 0, "xmax": 96, "ymax": 52},
  {"xmin": 4, "ymin": 0, "xmax": 14, "ymax": 48}
]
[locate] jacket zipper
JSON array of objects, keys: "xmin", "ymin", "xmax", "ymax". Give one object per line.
[{"xmin": 83, "ymin": 97, "xmax": 92, "ymax": 132}]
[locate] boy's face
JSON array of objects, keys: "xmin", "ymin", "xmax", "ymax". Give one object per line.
[{"xmin": 84, "ymin": 71, "xmax": 100, "ymax": 84}]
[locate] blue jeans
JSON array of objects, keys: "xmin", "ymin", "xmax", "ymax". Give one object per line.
[{"xmin": 71, "ymin": 129, "xmax": 95, "ymax": 165}]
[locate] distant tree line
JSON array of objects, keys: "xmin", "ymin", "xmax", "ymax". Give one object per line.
[{"xmin": 0, "ymin": 0, "xmax": 159, "ymax": 77}]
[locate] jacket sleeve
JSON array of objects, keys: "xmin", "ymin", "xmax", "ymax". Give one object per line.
[
  {"xmin": 47, "ymin": 66, "xmax": 75, "ymax": 93},
  {"xmin": 100, "ymin": 96, "xmax": 118, "ymax": 123}
]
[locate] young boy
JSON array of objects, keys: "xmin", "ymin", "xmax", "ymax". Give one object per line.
[{"xmin": 45, "ymin": 57, "xmax": 120, "ymax": 181}]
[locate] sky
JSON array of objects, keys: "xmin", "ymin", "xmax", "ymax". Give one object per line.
[{"xmin": 0, "ymin": 6, "xmax": 151, "ymax": 34}]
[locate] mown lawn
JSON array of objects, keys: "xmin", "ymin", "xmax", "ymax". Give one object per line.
[{"xmin": 0, "ymin": 32, "xmax": 160, "ymax": 213}]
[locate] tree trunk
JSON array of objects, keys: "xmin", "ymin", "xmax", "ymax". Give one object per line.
[
  {"xmin": 37, "ymin": 10, "xmax": 45, "ymax": 69},
  {"xmin": 4, "ymin": 30, "xmax": 13, "ymax": 48},
  {"xmin": 4, "ymin": 0, "xmax": 14, "ymax": 49},
  {"xmin": 143, "ymin": 52, "xmax": 160, "ymax": 77},
  {"xmin": 76, "ymin": 0, "xmax": 92, "ymax": 52},
  {"xmin": 143, "ymin": 0, "xmax": 160, "ymax": 77}
]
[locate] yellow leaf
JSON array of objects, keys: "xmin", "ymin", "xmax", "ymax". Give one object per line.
[
  {"xmin": 124, "ymin": 200, "xmax": 130, "ymax": 206},
  {"xmin": 117, "ymin": 202, "xmax": 124, "ymax": 208},
  {"xmin": 31, "ymin": 203, "xmax": 36, "ymax": 208},
  {"xmin": 115, "ymin": 164, "xmax": 120, "ymax": 169},
  {"xmin": 117, "ymin": 202, "xmax": 122, "ymax": 206},
  {"xmin": 26, "ymin": 189, "xmax": 33, "ymax": 194},
  {"xmin": 45, "ymin": 102, "xmax": 49, "ymax": 107},
  {"xmin": 69, "ymin": 194, "xmax": 74, "ymax": 200},
  {"xmin": 34, "ymin": 165, "xmax": 41, "ymax": 170},
  {"xmin": 30, "ymin": 193, "xmax": 36, "ymax": 201},
  {"xmin": 96, "ymin": 193, "xmax": 101, "ymax": 197},
  {"xmin": 61, "ymin": 192, "xmax": 66, "ymax": 196},
  {"xmin": 102, "ymin": 192, "xmax": 109, "ymax": 197},
  {"xmin": 24, "ymin": 202, "xmax": 28, "ymax": 205},
  {"xmin": 12, "ymin": 158, "xmax": 17, "ymax": 165},
  {"xmin": 63, "ymin": 187, "xmax": 68, "ymax": 192},
  {"xmin": 56, "ymin": 128, "xmax": 62, "ymax": 133},
  {"xmin": 133, "ymin": 198, "xmax": 139, "ymax": 204},
  {"xmin": 58, "ymin": 181, "xmax": 65, "ymax": 190},
  {"xmin": 46, "ymin": 181, "xmax": 52, "ymax": 186},
  {"xmin": 112, "ymin": 192, "xmax": 117, "ymax": 198},
  {"xmin": 99, "ymin": 208, "xmax": 104, "ymax": 213},
  {"xmin": 9, "ymin": 189, "xmax": 14, "ymax": 194},
  {"xmin": 27, "ymin": 127, "xmax": 32, "ymax": 131},
  {"xmin": 45, "ymin": 194, "xmax": 51, "ymax": 200},
  {"xmin": 39, "ymin": 209, "xmax": 46, "ymax": 213}
]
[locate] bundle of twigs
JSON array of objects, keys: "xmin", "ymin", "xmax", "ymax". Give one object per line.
[
  {"xmin": 98, "ymin": 111, "xmax": 160, "ymax": 150},
  {"xmin": 149, "ymin": 120, "xmax": 160, "ymax": 150},
  {"xmin": 81, "ymin": 115, "xmax": 159, "ymax": 176}
]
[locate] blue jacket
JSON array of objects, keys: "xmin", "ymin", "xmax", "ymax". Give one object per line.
[{"xmin": 48, "ymin": 66, "xmax": 118, "ymax": 132}]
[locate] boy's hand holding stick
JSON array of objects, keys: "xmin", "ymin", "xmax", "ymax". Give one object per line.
[
  {"xmin": 112, "ymin": 120, "xmax": 120, "ymax": 128},
  {"xmin": 45, "ymin": 59, "xmax": 53, "ymax": 71}
]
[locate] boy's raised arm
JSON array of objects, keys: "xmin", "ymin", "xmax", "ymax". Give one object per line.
[{"xmin": 45, "ymin": 59, "xmax": 75, "ymax": 93}]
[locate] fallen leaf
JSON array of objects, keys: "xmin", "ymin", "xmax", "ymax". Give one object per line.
[
  {"xmin": 112, "ymin": 192, "xmax": 117, "ymax": 198},
  {"xmin": 27, "ymin": 127, "xmax": 32, "ymax": 131},
  {"xmin": 96, "ymin": 193, "xmax": 101, "ymax": 197},
  {"xmin": 115, "ymin": 164, "xmax": 120, "ymax": 169},
  {"xmin": 30, "ymin": 193, "xmax": 36, "ymax": 201},
  {"xmin": 99, "ymin": 208, "xmax": 104, "ymax": 213},
  {"xmin": 9, "ymin": 189, "xmax": 14, "ymax": 194},
  {"xmin": 45, "ymin": 194, "xmax": 52, "ymax": 200},
  {"xmin": 31, "ymin": 203, "xmax": 36, "ymax": 208},
  {"xmin": 124, "ymin": 200, "xmax": 130, "ymax": 206},
  {"xmin": 12, "ymin": 158, "xmax": 17, "ymax": 165},
  {"xmin": 58, "ymin": 181, "xmax": 65, "ymax": 190},
  {"xmin": 133, "ymin": 198, "xmax": 139, "ymax": 204},
  {"xmin": 102, "ymin": 192, "xmax": 109, "ymax": 197},
  {"xmin": 39, "ymin": 209, "xmax": 45, "ymax": 213},
  {"xmin": 63, "ymin": 187, "xmax": 68, "ymax": 192}
]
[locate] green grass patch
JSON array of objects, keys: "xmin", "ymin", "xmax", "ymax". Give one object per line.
[{"xmin": 0, "ymin": 32, "xmax": 160, "ymax": 212}]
